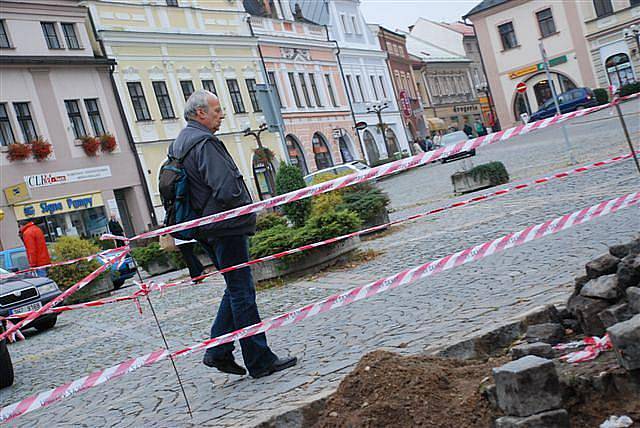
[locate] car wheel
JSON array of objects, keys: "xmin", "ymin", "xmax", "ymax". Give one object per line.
[
  {"xmin": 113, "ymin": 278, "xmax": 125, "ymax": 289},
  {"xmin": 0, "ymin": 332, "xmax": 14, "ymax": 389},
  {"xmin": 33, "ymin": 314, "xmax": 58, "ymax": 332}
]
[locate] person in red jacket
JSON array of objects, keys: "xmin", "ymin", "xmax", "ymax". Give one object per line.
[{"xmin": 18, "ymin": 221, "xmax": 51, "ymax": 275}]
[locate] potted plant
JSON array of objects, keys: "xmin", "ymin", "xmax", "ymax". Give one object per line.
[
  {"xmin": 254, "ymin": 147, "xmax": 275, "ymax": 164},
  {"xmin": 30, "ymin": 137, "xmax": 52, "ymax": 161},
  {"xmin": 80, "ymin": 135, "xmax": 100, "ymax": 157},
  {"xmin": 99, "ymin": 133, "xmax": 117, "ymax": 153},
  {"xmin": 6, "ymin": 142, "xmax": 32, "ymax": 161}
]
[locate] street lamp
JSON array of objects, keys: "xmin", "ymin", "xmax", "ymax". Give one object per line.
[
  {"xmin": 366, "ymin": 101, "xmax": 390, "ymax": 154},
  {"xmin": 243, "ymin": 123, "xmax": 276, "ymax": 198},
  {"xmin": 623, "ymin": 24, "xmax": 640, "ymax": 56}
]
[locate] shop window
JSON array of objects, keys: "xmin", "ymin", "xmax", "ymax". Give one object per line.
[
  {"xmin": 84, "ymin": 99, "xmax": 105, "ymax": 136},
  {"xmin": 533, "ymin": 79, "xmax": 553, "ymax": 107},
  {"xmin": 362, "ymin": 129, "xmax": 379, "ymax": 164},
  {"xmin": 1, "ymin": 20, "xmax": 12, "ymax": 48},
  {"xmin": 127, "ymin": 82, "xmax": 152, "ymax": 121},
  {"xmin": 498, "ymin": 22, "xmax": 518, "ymax": 50},
  {"xmin": 180, "ymin": 80, "xmax": 194, "ymax": 101},
  {"xmin": 152, "ymin": 81, "xmax": 176, "ymax": 119},
  {"xmin": 298, "ymin": 73, "xmax": 313, "ymax": 107},
  {"xmin": 245, "ymin": 78, "xmax": 261, "ymax": 112},
  {"xmin": 606, "ymin": 53, "xmax": 635, "ymax": 88},
  {"xmin": 536, "ymin": 9, "xmax": 556, "ymax": 38},
  {"xmin": 325, "ymin": 74, "xmax": 338, "ymax": 107},
  {"xmin": 61, "ymin": 23, "xmax": 80, "ymax": 49},
  {"xmin": 226, "ymin": 79, "xmax": 246, "ymax": 114},
  {"xmin": 593, "ymin": 0, "xmax": 613, "ymax": 17},
  {"xmin": 0, "ymin": 103, "xmax": 15, "ymax": 146},
  {"xmin": 201, "ymin": 79, "xmax": 217, "ymax": 95},
  {"xmin": 286, "ymin": 134, "xmax": 308, "ymax": 175},
  {"xmin": 13, "ymin": 102, "xmax": 37, "ymax": 142},
  {"xmin": 288, "ymin": 72, "xmax": 303, "ymax": 108},
  {"xmin": 514, "ymin": 92, "xmax": 532, "ymax": 120},
  {"xmin": 41, "ymin": 22, "xmax": 61, "ymax": 49},
  {"xmin": 312, "ymin": 132, "xmax": 333, "ymax": 170},
  {"xmin": 309, "ymin": 74, "xmax": 322, "ymax": 107}
]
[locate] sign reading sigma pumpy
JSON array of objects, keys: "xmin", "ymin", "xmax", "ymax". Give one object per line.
[
  {"xmin": 15, "ymin": 192, "xmax": 104, "ymax": 220},
  {"xmin": 24, "ymin": 166, "xmax": 112, "ymax": 189}
]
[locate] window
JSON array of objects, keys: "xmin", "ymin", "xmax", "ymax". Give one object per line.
[
  {"xmin": 606, "ymin": 53, "xmax": 635, "ymax": 87},
  {"xmin": 298, "ymin": 73, "xmax": 312, "ymax": 106},
  {"xmin": 351, "ymin": 16, "xmax": 360, "ymax": 34},
  {"xmin": 340, "ymin": 15, "xmax": 351, "ymax": 33},
  {"xmin": 245, "ymin": 78, "xmax": 261, "ymax": 112},
  {"xmin": 346, "ymin": 75, "xmax": 356, "ymax": 101},
  {"xmin": 325, "ymin": 74, "xmax": 338, "ymax": 107},
  {"xmin": 166, "ymin": 0, "xmax": 179, "ymax": 5},
  {"xmin": 268, "ymin": 71, "xmax": 282, "ymax": 107},
  {"xmin": 61, "ymin": 23, "xmax": 80, "ymax": 49},
  {"xmin": 498, "ymin": 22, "xmax": 518, "ymax": 50},
  {"xmin": 288, "ymin": 72, "xmax": 302, "ymax": 108},
  {"xmin": 180, "ymin": 80, "xmax": 194, "ymax": 101},
  {"xmin": 355, "ymin": 75, "xmax": 366, "ymax": 101},
  {"xmin": 0, "ymin": 20, "xmax": 11, "ymax": 48},
  {"xmin": 593, "ymin": 0, "xmax": 613, "ymax": 17},
  {"xmin": 0, "ymin": 104, "xmax": 15, "ymax": 146},
  {"xmin": 152, "ymin": 81, "xmax": 175, "ymax": 119},
  {"xmin": 201, "ymin": 79, "xmax": 217, "ymax": 94},
  {"xmin": 309, "ymin": 74, "xmax": 322, "ymax": 107},
  {"xmin": 379, "ymin": 76, "xmax": 387, "ymax": 98},
  {"xmin": 14, "ymin": 102, "xmax": 37, "ymax": 142},
  {"xmin": 536, "ymin": 8, "xmax": 556, "ymax": 38},
  {"xmin": 127, "ymin": 82, "xmax": 152, "ymax": 121},
  {"xmin": 41, "ymin": 22, "xmax": 61, "ymax": 49},
  {"xmin": 64, "ymin": 100, "xmax": 87, "ymax": 139},
  {"xmin": 226, "ymin": 79, "xmax": 246, "ymax": 113},
  {"xmin": 312, "ymin": 132, "xmax": 333, "ymax": 169},
  {"xmin": 84, "ymin": 99, "xmax": 105, "ymax": 135}
]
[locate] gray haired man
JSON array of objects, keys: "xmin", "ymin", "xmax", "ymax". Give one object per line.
[{"xmin": 169, "ymin": 90, "xmax": 296, "ymax": 378}]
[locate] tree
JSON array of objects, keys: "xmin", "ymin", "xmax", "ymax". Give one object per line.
[{"xmin": 275, "ymin": 164, "xmax": 311, "ymax": 227}]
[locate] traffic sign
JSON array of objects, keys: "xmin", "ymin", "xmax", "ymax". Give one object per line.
[
  {"xmin": 355, "ymin": 121, "xmax": 368, "ymax": 131},
  {"xmin": 516, "ymin": 82, "xmax": 527, "ymax": 93}
]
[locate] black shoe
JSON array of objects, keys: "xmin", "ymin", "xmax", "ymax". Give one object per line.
[
  {"xmin": 203, "ymin": 354, "xmax": 247, "ymax": 375},
  {"xmin": 251, "ymin": 356, "xmax": 298, "ymax": 379}
]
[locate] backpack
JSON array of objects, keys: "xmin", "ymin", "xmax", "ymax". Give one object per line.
[{"xmin": 158, "ymin": 141, "xmax": 204, "ymax": 240}]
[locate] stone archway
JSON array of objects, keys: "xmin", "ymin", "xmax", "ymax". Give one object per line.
[
  {"xmin": 312, "ymin": 132, "xmax": 333, "ymax": 170},
  {"xmin": 337, "ymin": 129, "xmax": 357, "ymax": 163},
  {"xmin": 362, "ymin": 130, "xmax": 380, "ymax": 165},
  {"xmin": 285, "ymin": 134, "xmax": 308, "ymax": 175}
]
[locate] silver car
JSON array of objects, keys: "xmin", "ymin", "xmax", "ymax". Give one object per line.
[{"xmin": 437, "ymin": 131, "xmax": 476, "ymax": 163}]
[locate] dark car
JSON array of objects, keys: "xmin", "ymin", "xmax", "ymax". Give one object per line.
[
  {"xmin": 97, "ymin": 250, "xmax": 138, "ymax": 289},
  {"xmin": 0, "ymin": 267, "xmax": 61, "ymax": 331},
  {"xmin": 529, "ymin": 87, "xmax": 599, "ymax": 122},
  {"xmin": 437, "ymin": 131, "xmax": 476, "ymax": 163}
]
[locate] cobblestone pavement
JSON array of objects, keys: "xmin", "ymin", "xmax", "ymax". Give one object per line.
[{"xmin": 2, "ymin": 106, "xmax": 639, "ymax": 426}]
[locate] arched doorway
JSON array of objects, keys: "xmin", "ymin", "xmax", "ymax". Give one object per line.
[
  {"xmin": 533, "ymin": 80, "xmax": 553, "ymax": 106},
  {"xmin": 252, "ymin": 153, "xmax": 276, "ymax": 200},
  {"xmin": 338, "ymin": 130, "xmax": 356, "ymax": 163},
  {"xmin": 385, "ymin": 128, "xmax": 399, "ymax": 157},
  {"xmin": 285, "ymin": 134, "xmax": 308, "ymax": 175},
  {"xmin": 513, "ymin": 92, "xmax": 532, "ymax": 120},
  {"xmin": 606, "ymin": 53, "xmax": 635, "ymax": 88},
  {"xmin": 512, "ymin": 72, "xmax": 578, "ymax": 120},
  {"xmin": 362, "ymin": 130, "xmax": 379, "ymax": 164},
  {"xmin": 312, "ymin": 132, "xmax": 333, "ymax": 170}
]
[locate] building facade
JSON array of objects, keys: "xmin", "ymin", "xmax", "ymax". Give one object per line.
[
  {"xmin": 466, "ymin": 0, "xmax": 598, "ymax": 127},
  {"xmin": 84, "ymin": 0, "xmax": 287, "ymax": 221},
  {"xmin": 374, "ymin": 26, "xmax": 428, "ymax": 151},
  {"xmin": 0, "ymin": 0, "xmax": 153, "ymax": 250},
  {"xmin": 296, "ymin": 0, "xmax": 410, "ymax": 166},
  {"xmin": 577, "ymin": 0, "xmax": 640, "ymax": 89},
  {"xmin": 245, "ymin": 0, "xmax": 362, "ymax": 174}
]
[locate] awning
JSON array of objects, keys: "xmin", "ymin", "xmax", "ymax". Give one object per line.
[{"xmin": 426, "ymin": 118, "xmax": 447, "ymax": 131}]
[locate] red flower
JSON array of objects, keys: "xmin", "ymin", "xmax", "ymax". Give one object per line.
[
  {"xmin": 6, "ymin": 142, "xmax": 32, "ymax": 161},
  {"xmin": 81, "ymin": 136, "xmax": 101, "ymax": 157},
  {"xmin": 31, "ymin": 137, "xmax": 52, "ymax": 161},
  {"xmin": 99, "ymin": 133, "xmax": 117, "ymax": 153}
]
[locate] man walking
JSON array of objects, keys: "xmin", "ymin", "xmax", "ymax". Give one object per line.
[
  {"xmin": 18, "ymin": 221, "xmax": 51, "ymax": 276},
  {"xmin": 108, "ymin": 213, "xmax": 126, "ymax": 247},
  {"xmin": 169, "ymin": 89, "xmax": 296, "ymax": 378}
]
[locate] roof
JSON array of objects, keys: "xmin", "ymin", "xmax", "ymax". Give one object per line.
[
  {"xmin": 400, "ymin": 30, "xmax": 470, "ymax": 63},
  {"xmin": 464, "ymin": 0, "xmax": 510, "ymax": 19},
  {"xmin": 440, "ymin": 22, "xmax": 475, "ymax": 37}
]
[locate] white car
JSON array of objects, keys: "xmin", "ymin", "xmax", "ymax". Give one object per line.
[
  {"xmin": 303, "ymin": 161, "xmax": 370, "ymax": 185},
  {"xmin": 437, "ymin": 131, "xmax": 476, "ymax": 163}
]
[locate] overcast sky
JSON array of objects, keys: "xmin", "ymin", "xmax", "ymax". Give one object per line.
[{"xmin": 360, "ymin": 0, "xmax": 481, "ymax": 32}]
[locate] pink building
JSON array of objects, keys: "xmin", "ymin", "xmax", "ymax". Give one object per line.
[{"xmin": 245, "ymin": 0, "xmax": 362, "ymax": 175}]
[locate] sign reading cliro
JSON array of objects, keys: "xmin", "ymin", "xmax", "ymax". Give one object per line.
[
  {"xmin": 24, "ymin": 166, "xmax": 112, "ymax": 189},
  {"xmin": 14, "ymin": 192, "xmax": 104, "ymax": 220}
]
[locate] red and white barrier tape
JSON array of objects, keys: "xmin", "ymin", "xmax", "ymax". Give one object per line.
[
  {"xmin": 3, "ymin": 191, "xmax": 638, "ymax": 422},
  {"xmin": 103, "ymin": 93, "xmax": 640, "ymax": 244},
  {"xmin": 556, "ymin": 334, "xmax": 612, "ymax": 363},
  {"xmin": 5, "ymin": 151, "xmax": 636, "ymax": 321},
  {"xmin": 0, "ymin": 251, "xmax": 128, "ymax": 342}
]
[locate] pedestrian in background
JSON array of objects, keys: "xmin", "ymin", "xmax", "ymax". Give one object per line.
[
  {"xmin": 108, "ymin": 213, "xmax": 126, "ymax": 247},
  {"xmin": 475, "ymin": 120, "xmax": 488, "ymax": 136},
  {"xmin": 412, "ymin": 140, "xmax": 424, "ymax": 154},
  {"xmin": 18, "ymin": 221, "xmax": 51, "ymax": 277},
  {"xmin": 463, "ymin": 121, "xmax": 474, "ymax": 137},
  {"xmin": 169, "ymin": 89, "xmax": 296, "ymax": 379}
]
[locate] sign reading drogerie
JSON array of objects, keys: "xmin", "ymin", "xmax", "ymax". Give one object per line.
[{"xmin": 24, "ymin": 166, "xmax": 112, "ymax": 189}]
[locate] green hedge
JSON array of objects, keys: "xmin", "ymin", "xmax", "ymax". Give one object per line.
[
  {"xmin": 619, "ymin": 81, "xmax": 640, "ymax": 97},
  {"xmin": 593, "ymin": 88, "xmax": 609, "ymax": 105},
  {"xmin": 339, "ymin": 182, "xmax": 390, "ymax": 225},
  {"xmin": 48, "ymin": 237, "xmax": 105, "ymax": 292},
  {"xmin": 130, "ymin": 243, "xmax": 168, "ymax": 272},
  {"xmin": 469, "ymin": 161, "xmax": 509, "ymax": 186}
]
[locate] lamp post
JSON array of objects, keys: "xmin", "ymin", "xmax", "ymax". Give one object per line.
[
  {"xmin": 366, "ymin": 101, "xmax": 390, "ymax": 155},
  {"xmin": 623, "ymin": 24, "xmax": 640, "ymax": 56},
  {"xmin": 243, "ymin": 123, "xmax": 276, "ymax": 198}
]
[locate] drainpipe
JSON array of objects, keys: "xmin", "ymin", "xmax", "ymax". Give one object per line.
[
  {"xmin": 325, "ymin": 25, "xmax": 366, "ymax": 162},
  {"xmin": 87, "ymin": 10, "xmax": 158, "ymax": 227}
]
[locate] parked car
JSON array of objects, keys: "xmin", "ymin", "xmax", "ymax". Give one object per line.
[
  {"xmin": 437, "ymin": 131, "xmax": 476, "ymax": 163},
  {"xmin": 303, "ymin": 161, "xmax": 370, "ymax": 185},
  {"xmin": 0, "ymin": 247, "xmax": 30, "ymax": 272},
  {"xmin": 529, "ymin": 87, "xmax": 599, "ymax": 122},
  {"xmin": 0, "ymin": 322, "xmax": 13, "ymax": 388},
  {"xmin": 97, "ymin": 250, "xmax": 138, "ymax": 289},
  {"xmin": 0, "ymin": 267, "xmax": 61, "ymax": 331}
]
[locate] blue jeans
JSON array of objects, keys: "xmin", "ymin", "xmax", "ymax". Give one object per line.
[{"xmin": 202, "ymin": 235, "xmax": 277, "ymax": 376}]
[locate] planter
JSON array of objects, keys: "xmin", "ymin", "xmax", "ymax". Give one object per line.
[
  {"xmin": 65, "ymin": 276, "xmax": 113, "ymax": 304},
  {"xmin": 252, "ymin": 236, "xmax": 360, "ymax": 283},
  {"xmin": 361, "ymin": 209, "xmax": 390, "ymax": 235},
  {"xmin": 145, "ymin": 257, "xmax": 178, "ymax": 276},
  {"xmin": 451, "ymin": 171, "xmax": 493, "ymax": 195}
]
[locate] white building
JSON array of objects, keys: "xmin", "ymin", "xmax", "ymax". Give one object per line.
[{"xmin": 294, "ymin": 0, "xmax": 410, "ymax": 165}]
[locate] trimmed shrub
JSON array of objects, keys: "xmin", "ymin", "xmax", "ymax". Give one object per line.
[
  {"xmin": 593, "ymin": 88, "xmax": 609, "ymax": 105},
  {"xmin": 47, "ymin": 237, "xmax": 106, "ymax": 296},
  {"xmin": 250, "ymin": 224, "xmax": 293, "ymax": 259},
  {"xmin": 469, "ymin": 161, "xmax": 509, "ymax": 186},
  {"xmin": 619, "ymin": 81, "xmax": 640, "ymax": 97},
  {"xmin": 294, "ymin": 209, "xmax": 362, "ymax": 245},
  {"xmin": 339, "ymin": 182, "xmax": 390, "ymax": 225},
  {"xmin": 256, "ymin": 212, "xmax": 288, "ymax": 232},
  {"xmin": 275, "ymin": 164, "xmax": 311, "ymax": 227}
]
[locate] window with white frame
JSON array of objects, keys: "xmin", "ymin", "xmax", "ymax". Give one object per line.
[
  {"xmin": 355, "ymin": 75, "xmax": 366, "ymax": 102},
  {"xmin": 370, "ymin": 75, "xmax": 379, "ymax": 100},
  {"xmin": 268, "ymin": 71, "xmax": 283, "ymax": 107},
  {"xmin": 127, "ymin": 82, "xmax": 152, "ymax": 121},
  {"xmin": 61, "ymin": 23, "xmax": 80, "ymax": 49},
  {"xmin": 378, "ymin": 76, "xmax": 387, "ymax": 98},
  {"xmin": 152, "ymin": 81, "xmax": 176, "ymax": 119},
  {"xmin": 180, "ymin": 80, "xmax": 195, "ymax": 101},
  {"xmin": 201, "ymin": 79, "xmax": 217, "ymax": 95},
  {"xmin": 351, "ymin": 16, "xmax": 360, "ymax": 34},
  {"xmin": 288, "ymin": 72, "xmax": 303, "ymax": 108},
  {"xmin": 226, "ymin": 79, "xmax": 246, "ymax": 114},
  {"xmin": 14, "ymin": 102, "xmax": 37, "ymax": 142},
  {"xmin": 0, "ymin": 103, "xmax": 15, "ymax": 146},
  {"xmin": 309, "ymin": 74, "xmax": 322, "ymax": 107},
  {"xmin": 324, "ymin": 74, "xmax": 338, "ymax": 107},
  {"xmin": 84, "ymin": 99, "xmax": 105, "ymax": 135},
  {"xmin": 298, "ymin": 73, "xmax": 313, "ymax": 107},
  {"xmin": 340, "ymin": 15, "xmax": 351, "ymax": 33},
  {"xmin": 346, "ymin": 75, "xmax": 356, "ymax": 101},
  {"xmin": 64, "ymin": 100, "xmax": 87, "ymax": 139},
  {"xmin": 0, "ymin": 20, "xmax": 12, "ymax": 48},
  {"xmin": 41, "ymin": 22, "xmax": 61, "ymax": 49},
  {"xmin": 245, "ymin": 78, "xmax": 261, "ymax": 112}
]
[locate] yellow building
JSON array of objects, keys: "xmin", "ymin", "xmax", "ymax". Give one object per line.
[{"xmin": 83, "ymin": 0, "xmax": 286, "ymax": 221}]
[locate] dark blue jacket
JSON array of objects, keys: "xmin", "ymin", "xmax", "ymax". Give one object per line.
[{"xmin": 169, "ymin": 121, "xmax": 256, "ymax": 238}]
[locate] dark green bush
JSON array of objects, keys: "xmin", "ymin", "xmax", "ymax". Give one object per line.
[
  {"xmin": 250, "ymin": 224, "xmax": 294, "ymax": 259},
  {"xmin": 469, "ymin": 161, "xmax": 509, "ymax": 186},
  {"xmin": 275, "ymin": 164, "xmax": 311, "ymax": 227},
  {"xmin": 339, "ymin": 183, "xmax": 390, "ymax": 225},
  {"xmin": 593, "ymin": 88, "xmax": 609, "ymax": 105},
  {"xmin": 130, "ymin": 243, "xmax": 167, "ymax": 272},
  {"xmin": 256, "ymin": 212, "xmax": 288, "ymax": 232},
  {"xmin": 293, "ymin": 209, "xmax": 362, "ymax": 246},
  {"xmin": 619, "ymin": 82, "xmax": 640, "ymax": 97},
  {"xmin": 48, "ymin": 237, "xmax": 104, "ymax": 292}
]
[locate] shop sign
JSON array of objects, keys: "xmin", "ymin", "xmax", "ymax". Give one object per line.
[
  {"xmin": 3, "ymin": 182, "xmax": 31, "ymax": 205},
  {"xmin": 509, "ymin": 55, "xmax": 568, "ymax": 80},
  {"xmin": 24, "ymin": 166, "xmax": 112, "ymax": 189},
  {"xmin": 399, "ymin": 90, "xmax": 412, "ymax": 118},
  {"xmin": 14, "ymin": 192, "xmax": 104, "ymax": 221},
  {"xmin": 452, "ymin": 104, "xmax": 480, "ymax": 113}
]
